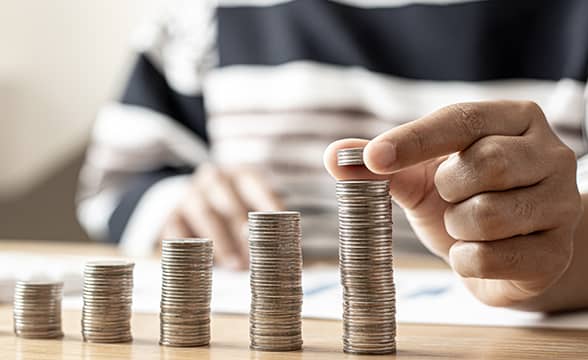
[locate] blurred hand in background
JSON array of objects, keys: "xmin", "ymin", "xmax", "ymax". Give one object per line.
[{"xmin": 160, "ymin": 164, "xmax": 284, "ymax": 270}]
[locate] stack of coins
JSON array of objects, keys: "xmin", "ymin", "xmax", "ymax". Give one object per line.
[
  {"xmin": 336, "ymin": 147, "xmax": 396, "ymax": 354},
  {"xmin": 248, "ymin": 211, "xmax": 303, "ymax": 352},
  {"xmin": 159, "ymin": 238, "xmax": 213, "ymax": 347},
  {"xmin": 13, "ymin": 281, "xmax": 63, "ymax": 339},
  {"xmin": 337, "ymin": 147, "xmax": 365, "ymax": 166},
  {"xmin": 82, "ymin": 260, "xmax": 134, "ymax": 343}
]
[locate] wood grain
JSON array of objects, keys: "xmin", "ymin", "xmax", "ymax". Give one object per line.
[{"xmin": 0, "ymin": 240, "xmax": 587, "ymax": 359}]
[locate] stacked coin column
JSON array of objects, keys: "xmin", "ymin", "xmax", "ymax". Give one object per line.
[
  {"xmin": 248, "ymin": 211, "xmax": 303, "ymax": 352},
  {"xmin": 13, "ymin": 281, "xmax": 64, "ymax": 339},
  {"xmin": 82, "ymin": 260, "xmax": 134, "ymax": 343},
  {"xmin": 336, "ymin": 148, "xmax": 396, "ymax": 354},
  {"xmin": 160, "ymin": 238, "xmax": 213, "ymax": 347}
]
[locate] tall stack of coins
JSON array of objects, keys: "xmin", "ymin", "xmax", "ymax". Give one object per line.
[
  {"xmin": 82, "ymin": 260, "xmax": 134, "ymax": 343},
  {"xmin": 13, "ymin": 281, "xmax": 63, "ymax": 339},
  {"xmin": 336, "ymin": 147, "xmax": 396, "ymax": 354},
  {"xmin": 248, "ymin": 211, "xmax": 303, "ymax": 352},
  {"xmin": 160, "ymin": 238, "xmax": 213, "ymax": 347}
]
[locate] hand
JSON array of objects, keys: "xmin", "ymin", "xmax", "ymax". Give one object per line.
[
  {"xmin": 324, "ymin": 100, "xmax": 582, "ymax": 308},
  {"xmin": 160, "ymin": 163, "xmax": 284, "ymax": 270}
]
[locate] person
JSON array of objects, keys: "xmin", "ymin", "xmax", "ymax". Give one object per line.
[{"xmin": 77, "ymin": 0, "xmax": 588, "ymax": 312}]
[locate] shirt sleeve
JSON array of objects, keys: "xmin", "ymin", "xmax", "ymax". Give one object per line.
[
  {"xmin": 76, "ymin": 0, "xmax": 216, "ymax": 255},
  {"xmin": 576, "ymin": 81, "xmax": 588, "ymax": 193}
]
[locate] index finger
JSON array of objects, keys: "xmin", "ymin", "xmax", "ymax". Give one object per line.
[{"xmin": 364, "ymin": 100, "xmax": 540, "ymax": 174}]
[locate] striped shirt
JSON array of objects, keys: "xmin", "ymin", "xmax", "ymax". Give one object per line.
[{"xmin": 77, "ymin": 0, "xmax": 588, "ymax": 256}]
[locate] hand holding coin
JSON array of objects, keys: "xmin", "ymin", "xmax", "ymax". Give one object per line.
[{"xmin": 325, "ymin": 100, "xmax": 582, "ymax": 311}]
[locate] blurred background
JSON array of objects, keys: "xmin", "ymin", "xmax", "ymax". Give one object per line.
[{"xmin": 0, "ymin": 0, "xmax": 162, "ymax": 242}]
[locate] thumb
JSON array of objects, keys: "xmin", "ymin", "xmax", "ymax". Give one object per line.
[
  {"xmin": 324, "ymin": 138, "xmax": 437, "ymax": 210},
  {"xmin": 325, "ymin": 138, "xmax": 455, "ymax": 259}
]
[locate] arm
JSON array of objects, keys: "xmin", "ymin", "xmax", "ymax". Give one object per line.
[
  {"xmin": 78, "ymin": 2, "xmax": 284, "ymax": 264},
  {"xmin": 77, "ymin": 2, "xmax": 213, "ymax": 253}
]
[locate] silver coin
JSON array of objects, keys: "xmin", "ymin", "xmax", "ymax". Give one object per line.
[{"xmin": 337, "ymin": 148, "xmax": 365, "ymax": 166}]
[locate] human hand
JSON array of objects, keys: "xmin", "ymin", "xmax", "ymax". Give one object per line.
[
  {"xmin": 160, "ymin": 163, "xmax": 284, "ymax": 270},
  {"xmin": 324, "ymin": 101, "xmax": 582, "ymax": 307}
]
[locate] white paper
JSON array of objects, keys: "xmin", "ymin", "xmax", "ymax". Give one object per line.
[{"xmin": 1, "ymin": 252, "xmax": 587, "ymax": 329}]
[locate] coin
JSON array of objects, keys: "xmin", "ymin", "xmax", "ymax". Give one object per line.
[
  {"xmin": 337, "ymin": 147, "xmax": 365, "ymax": 166},
  {"xmin": 336, "ymin": 148, "xmax": 396, "ymax": 355},
  {"xmin": 159, "ymin": 238, "xmax": 213, "ymax": 347}
]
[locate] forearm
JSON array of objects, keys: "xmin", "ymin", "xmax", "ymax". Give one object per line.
[{"xmin": 513, "ymin": 193, "xmax": 588, "ymax": 312}]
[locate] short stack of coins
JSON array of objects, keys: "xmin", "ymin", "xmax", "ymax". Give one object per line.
[
  {"xmin": 248, "ymin": 211, "xmax": 303, "ymax": 352},
  {"xmin": 336, "ymin": 147, "xmax": 396, "ymax": 354},
  {"xmin": 82, "ymin": 260, "xmax": 134, "ymax": 343},
  {"xmin": 13, "ymin": 281, "xmax": 63, "ymax": 339},
  {"xmin": 159, "ymin": 238, "xmax": 213, "ymax": 347}
]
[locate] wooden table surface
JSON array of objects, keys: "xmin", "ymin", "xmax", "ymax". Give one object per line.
[{"xmin": 1, "ymin": 240, "xmax": 587, "ymax": 360}]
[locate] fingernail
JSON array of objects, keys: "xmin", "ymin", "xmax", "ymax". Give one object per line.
[{"xmin": 367, "ymin": 141, "xmax": 396, "ymax": 172}]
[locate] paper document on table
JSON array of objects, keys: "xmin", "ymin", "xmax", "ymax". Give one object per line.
[{"xmin": 1, "ymin": 252, "xmax": 587, "ymax": 329}]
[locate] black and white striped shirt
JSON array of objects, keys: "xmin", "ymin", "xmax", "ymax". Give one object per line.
[{"xmin": 77, "ymin": 0, "xmax": 588, "ymax": 256}]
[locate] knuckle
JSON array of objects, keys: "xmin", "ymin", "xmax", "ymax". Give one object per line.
[
  {"xmin": 435, "ymin": 155, "xmax": 472, "ymax": 203},
  {"xmin": 555, "ymin": 145, "xmax": 577, "ymax": 172},
  {"xmin": 476, "ymin": 141, "xmax": 508, "ymax": 179},
  {"xmin": 498, "ymin": 247, "xmax": 524, "ymax": 274},
  {"xmin": 470, "ymin": 195, "xmax": 499, "ymax": 239},
  {"xmin": 513, "ymin": 196, "xmax": 535, "ymax": 222},
  {"xmin": 456, "ymin": 243, "xmax": 495, "ymax": 278},
  {"xmin": 448, "ymin": 103, "xmax": 486, "ymax": 139},
  {"xmin": 470, "ymin": 243, "xmax": 517, "ymax": 279},
  {"xmin": 516, "ymin": 138, "xmax": 535, "ymax": 163},
  {"xmin": 519, "ymin": 100, "xmax": 544, "ymax": 119},
  {"xmin": 460, "ymin": 242, "xmax": 523, "ymax": 279}
]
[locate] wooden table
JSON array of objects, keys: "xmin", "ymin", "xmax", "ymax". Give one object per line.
[{"xmin": 1, "ymin": 241, "xmax": 587, "ymax": 360}]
